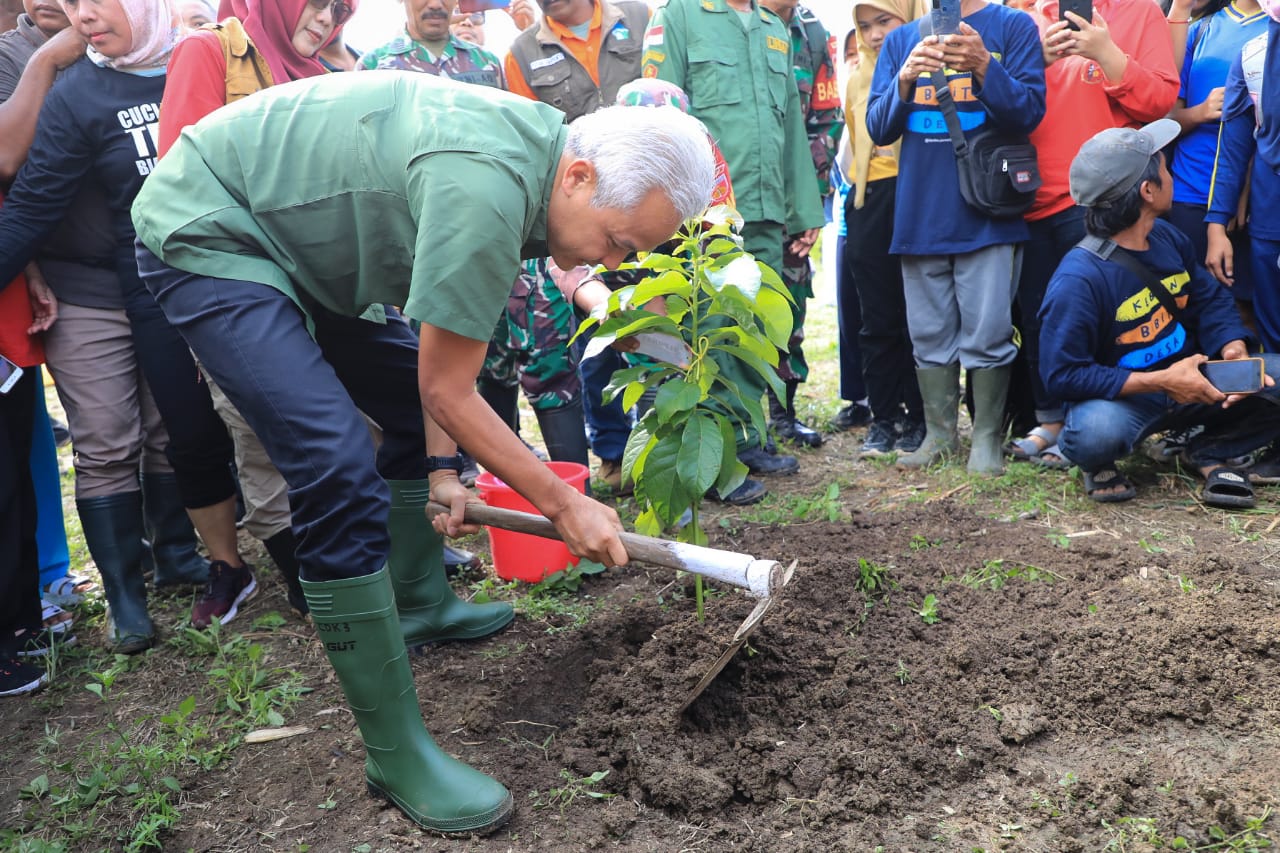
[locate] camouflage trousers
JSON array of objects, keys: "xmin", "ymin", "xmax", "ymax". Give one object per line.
[
  {"xmin": 779, "ymin": 241, "xmax": 813, "ymax": 384},
  {"xmin": 480, "ymin": 259, "xmax": 580, "ymax": 411}
]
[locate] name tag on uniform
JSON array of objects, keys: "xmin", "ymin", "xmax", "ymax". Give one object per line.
[
  {"xmin": 766, "ymin": 35, "xmax": 787, "ymax": 52},
  {"xmin": 530, "ymin": 52, "xmax": 566, "ymax": 70}
]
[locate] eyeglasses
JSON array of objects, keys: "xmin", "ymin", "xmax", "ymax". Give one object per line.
[
  {"xmin": 450, "ymin": 10, "xmax": 484, "ymax": 23},
  {"xmin": 306, "ymin": 0, "xmax": 354, "ymax": 26}
]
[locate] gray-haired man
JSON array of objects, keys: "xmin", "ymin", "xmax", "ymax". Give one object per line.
[{"xmin": 131, "ymin": 72, "xmax": 714, "ymax": 836}]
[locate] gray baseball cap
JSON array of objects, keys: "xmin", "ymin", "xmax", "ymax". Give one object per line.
[{"xmin": 1069, "ymin": 118, "xmax": 1180, "ymax": 208}]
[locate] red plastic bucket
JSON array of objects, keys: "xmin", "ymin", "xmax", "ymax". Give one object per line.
[{"xmin": 475, "ymin": 461, "xmax": 589, "ymax": 582}]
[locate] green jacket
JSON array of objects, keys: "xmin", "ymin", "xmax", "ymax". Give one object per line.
[
  {"xmin": 132, "ymin": 73, "xmax": 566, "ymax": 341},
  {"xmin": 641, "ymin": 0, "xmax": 823, "ymax": 234}
]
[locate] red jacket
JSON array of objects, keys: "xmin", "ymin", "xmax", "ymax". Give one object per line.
[
  {"xmin": 1028, "ymin": 0, "xmax": 1180, "ymax": 220},
  {"xmin": 0, "ymin": 194, "xmax": 44, "ymax": 367}
]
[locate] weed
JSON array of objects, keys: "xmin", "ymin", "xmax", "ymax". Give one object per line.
[
  {"xmin": 980, "ymin": 704, "xmax": 1003, "ymax": 722},
  {"xmin": 913, "ymin": 594, "xmax": 941, "ymax": 625},
  {"xmin": 1177, "ymin": 575, "xmax": 1197, "ymax": 594},
  {"xmin": 531, "ymin": 769, "xmax": 615, "ymax": 815},
  {"xmin": 909, "ymin": 533, "xmax": 938, "ymax": 551},
  {"xmin": 959, "ymin": 559, "xmax": 1062, "ymax": 591},
  {"xmin": 1047, "ymin": 532, "xmax": 1072, "ymax": 549},
  {"xmin": 895, "ymin": 660, "xmax": 911, "ymax": 685},
  {"xmin": 1140, "ymin": 538, "xmax": 1168, "ymax": 554},
  {"xmin": 1101, "ymin": 806, "xmax": 1273, "ymax": 851},
  {"xmin": 854, "ymin": 557, "xmax": 894, "ymax": 597}
]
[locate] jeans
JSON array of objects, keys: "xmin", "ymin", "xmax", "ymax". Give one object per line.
[{"xmin": 1058, "ymin": 353, "xmax": 1280, "ymax": 472}]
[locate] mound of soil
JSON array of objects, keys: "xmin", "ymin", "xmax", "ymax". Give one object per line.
[{"xmin": 6, "ymin": 501, "xmax": 1279, "ymax": 850}]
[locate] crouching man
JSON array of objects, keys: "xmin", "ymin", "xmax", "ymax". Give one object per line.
[
  {"xmin": 1040, "ymin": 119, "xmax": 1280, "ymax": 508},
  {"xmin": 131, "ymin": 73, "xmax": 714, "ymax": 835}
]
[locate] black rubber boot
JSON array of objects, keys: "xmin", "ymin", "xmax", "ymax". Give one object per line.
[
  {"xmin": 533, "ymin": 399, "xmax": 589, "ymax": 466},
  {"xmin": 262, "ymin": 528, "xmax": 308, "ymax": 615},
  {"xmin": 477, "ymin": 377, "xmax": 519, "ymax": 431},
  {"xmin": 141, "ymin": 472, "xmax": 209, "ymax": 589},
  {"xmin": 386, "ymin": 479, "xmax": 514, "ymax": 645},
  {"xmin": 301, "ymin": 568, "xmax": 513, "ymax": 834},
  {"xmin": 77, "ymin": 492, "xmax": 154, "ymax": 654}
]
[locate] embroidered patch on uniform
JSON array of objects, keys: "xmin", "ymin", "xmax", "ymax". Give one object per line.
[
  {"xmin": 643, "ymin": 63, "xmax": 658, "ymax": 77},
  {"xmin": 766, "ymin": 35, "xmax": 788, "ymax": 52},
  {"xmin": 645, "ymin": 25, "xmax": 663, "ymax": 45},
  {"xmin": 529, "ymin": 52, "xmax": 566, "ymax": 70},
  {"xmin": 642, "ymin": 50, "xmax": 665, "ymax": 65}
]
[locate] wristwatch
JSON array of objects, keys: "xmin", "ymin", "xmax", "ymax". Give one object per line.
[{"xmin": 425, "ymin": 454, "xmax": 466, "ymax": 474}]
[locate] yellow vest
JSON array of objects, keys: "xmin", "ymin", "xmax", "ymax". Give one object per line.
[{"xmin": 201, "ymin": 18, "xmax": 274, "ymax": 103}]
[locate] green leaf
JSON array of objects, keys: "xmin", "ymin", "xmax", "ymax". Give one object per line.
[
  {"xmin": 85, "ymin": 683, "xmax": 103, "ymax": 699},
  {"xmin": 621, "ymin": 421, "xmax": 655, "ymax": 483},
  {"xmin": 601, "ymin": 365, "xmax": 649, "ymax": 405},
  {"xmin": 757, "ymin": 258, "xmax": 786, "ymax": 291},
  {"xmin": 712, "ymin": 344, "xmax": 785, "ymax": 393},
  {"xmin": 641, "ymin": 433, "xmax": 688, "ymax": 526},
  {"xmin": 715, "ymin": 417, "xmax": 749, "ymax": 495},
  {"xmin": 629, "ymin": 269, "xmax": 693, "ymax": 306},
  {"xmin": 654, "ymin": 378, "xmax": 701, "ymax": 421},
  {"xmin": 678, "ymin": 524, "xmax": 709, "ymax": 546},
  {"xmin": 676, "ymin": 414, "xmax": 723, "ymax": 498},
  {"xmin": 755, "ymin": 286, "xmax": 794, "ymax": 348},
  {"xmin": 178, "ymin": 695, "xmax": 197, "ymax": 717},
  {"xmin": 621, "ymin": 381, "xmax": 648, "ymax": 415},
  {"xmin": 634, "ymin": 507, "xmax": 663, "ymax": 537}
]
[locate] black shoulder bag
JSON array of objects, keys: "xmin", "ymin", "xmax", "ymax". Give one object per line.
[
  {"xmin": 1078, "ymin": 234, "xmax": 1184, "ymax": 323},
  {"xmin": 928, "ymin": 67, "xmax": 1041, "ymax": 218}
]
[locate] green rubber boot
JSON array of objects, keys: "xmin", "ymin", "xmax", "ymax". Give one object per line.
[
  {"xmin": 897, "ymin": 365, "xmax": 961, "ymax": 468},
  {"xmin": 302, "ymin": 568, "xmax": 513, "ymax": 834},
  {"xmin": 967, "ymin": 366, "xmax": 1011, "ymax": 474},
  {"xmin": 386, "ymin": 479, "xmax": 514, "ymax": 646}
]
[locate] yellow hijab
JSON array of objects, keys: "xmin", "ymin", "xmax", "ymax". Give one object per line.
[{"xmin": 847, "ymin": 0, "xmax": 928, "ymax": 209}]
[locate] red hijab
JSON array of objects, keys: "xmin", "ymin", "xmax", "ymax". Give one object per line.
[{"xmin": 218, "ymin": 0, "xmax": 355, "ymax": 83}]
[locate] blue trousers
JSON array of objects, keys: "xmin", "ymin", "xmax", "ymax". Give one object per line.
[
  {"xmin": 1250, "ymin": 237, "xmax": 1280, "ymax": 353},
  {"xmin": 580, "ymin": 345, "xmax": 631, "ymax": 463},
  {"xmin": 1058, "ymin": 354, "xmax": 1280, "ymax": 473},
  {"xmin": 137, "ymin": 245, "xmax": 427, "ymax": 582},
  {"xmin": 30, "ymin": 369, "xmax": 70, "ymax": 587}
]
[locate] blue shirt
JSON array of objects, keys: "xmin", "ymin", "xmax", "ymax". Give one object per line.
[
  {"xmin": 1039, "ymin": 220, "xmax": 1250, "ymax": 403},
  {"xmin": 1207, "ymin": 22, "xmax": 1280, "ymax": 240},
  {"xmin": 866, "ymin": 3, "xmax": 1045, "ymax": 255},
  {"xmin": 1171, "ymin": 2, "xmax": 1267, "ymax": 205}
]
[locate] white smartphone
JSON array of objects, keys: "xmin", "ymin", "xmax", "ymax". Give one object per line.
[{"xmin": 0, "ymin": 353, "xmax": 24, "ymax": 395}]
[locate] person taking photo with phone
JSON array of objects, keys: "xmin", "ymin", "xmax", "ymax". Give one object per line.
[{"xmin": 1040, "ymin": 120, "xmax": 1280, "ymax": 508}]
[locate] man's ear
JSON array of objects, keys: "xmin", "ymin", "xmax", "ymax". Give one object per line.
[
  {"xmin": 1139, "ymin": 179, "xmax": 1158, "ymax": 203},
  {"xmin": 561, "ymin": 158, "xmax": 598, "ymax": 197}
]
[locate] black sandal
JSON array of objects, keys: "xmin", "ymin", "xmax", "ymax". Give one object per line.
[{"xmin": 1083, "ymin": 468, "xmax": 1136, "ymax": 503}]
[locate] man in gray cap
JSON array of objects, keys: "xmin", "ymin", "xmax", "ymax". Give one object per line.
[{"xmin": 1038, "ymin": 119, "xmax": 1280, "ymax": 508}]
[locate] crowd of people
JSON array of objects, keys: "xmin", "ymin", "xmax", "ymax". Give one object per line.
[{"xmin": 1, "ymin": 0, "xmax": 1278, "ymax": 835}]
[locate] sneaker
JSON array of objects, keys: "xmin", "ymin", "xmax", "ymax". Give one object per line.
[
  {"xmin": 1247, "ymin": 445, "xmax": 1280, "ymax": 484},
  {"xmin": 458, "ymin": 452, "xmax": 480, "ymax": 488},
  {"xmin": 832, "ymin": 402, "xmax": 872, "ymax": 431},
  {"xmin": 0, "ymin": 656, "xmax": 48, "ymax": 696},
  {"xmin": 895, "ymin": 419, "xmax": 927, "ymax": 453},
  {"xmin": 1148, "ymin": 425, "xmax": 1205, "ymax": 460},
  {"xmin": 593, "ymin": 458, "xmax": 633, "ymax": 497},
  {"xmin": 442, "ymin": 544, "xmax": 481, "ymax": 575},
  {"xmin": 15, "ymin": 627, "xmax": 77, "ymax": 658},
  {"xmin": 860, "ymin": 420, "xmax": 898, "ymax": 458},
  {"xmin": 191, "ymin": 561, "xmax": 258, "ymax": 628}
]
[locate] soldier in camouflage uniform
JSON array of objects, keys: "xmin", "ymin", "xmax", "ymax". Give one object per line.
[
  {"xmin": 361, "ymin": 0, "xmax": 590, "ymax": 470},
  {"xmin": 760, "ymin": 0, "xmax": 843, "ymax": 447}
]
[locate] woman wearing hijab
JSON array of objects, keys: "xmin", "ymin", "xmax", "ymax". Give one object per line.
[
  {"xmin": 0, "ymin": 0, "xmax": 257, "ymax": 651},
  {"xmin": 158, "ymin": 0, "xmax": 355, "ymax": 155},
  {"xmin": 842, "ymin": 0, "xmax": 927, "ymax": 459}
]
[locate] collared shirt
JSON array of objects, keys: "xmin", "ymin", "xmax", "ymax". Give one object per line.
[
  {"xmin": 132, "ymin": 73, "xmax": 567, "ymax": 341},
  {"xmin": 641, "ymin": 0, "xmax": 824, "ymax": 233},
  {"xmin": 359, "ymin": 31, "xmax": 504, "ymax": 89}
]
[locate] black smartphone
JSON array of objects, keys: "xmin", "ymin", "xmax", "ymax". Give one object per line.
[
  {"xmin": 931, "ymin": 0, "xmax": 961, "ymax": 36},
  {"xmin": 0, "ymin": 353, "xmax": 23, "ymax": 395},
  {"xmin": 1059, "ymin": 0, "xmax": 1092, "ymax": 30},
  {"xmin": 1200, "ymin": 358, "xmax": 1265, "ymax": 394}
]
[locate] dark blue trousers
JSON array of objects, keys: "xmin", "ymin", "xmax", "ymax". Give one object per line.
[{"xmin": 137, "ymin": 245, "xmax": 427, "ymax": 582}]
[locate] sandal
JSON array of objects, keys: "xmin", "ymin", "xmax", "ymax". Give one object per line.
[
  {"xmin": 1083, "ymin": 468, "xmax": 1137, "ymax": 503},
  {"xmin": 41, "ymin": 600, "xmax": 74, "ymax": 635},
  {"xmin": 1004, "ymin": 426, "xmax": 1058, "ymax": 461},
  {"xmin": 1201, "ymin": 467, "xmax": 1255, "ymax": 509},
  {"xmin": 43, "ymin": 574, "xmax": 97, "ymax": 608},
  {"xmin": 1031, "ymin": 443, "xmax": 1073, "ymax": 470}
]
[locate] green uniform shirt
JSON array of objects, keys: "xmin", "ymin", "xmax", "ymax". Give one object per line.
[
  {"xmin": 640, "ymin": 0, "xmax": 823, "ymax": 234},
  {"xmin": 132, "ymin": 72, "xmax": 567, "ymax": 342}
]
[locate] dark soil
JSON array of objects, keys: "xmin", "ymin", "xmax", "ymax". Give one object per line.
[{"xmin": 4, "ymin": 449, "xmax": 1280, "ymax": 851}]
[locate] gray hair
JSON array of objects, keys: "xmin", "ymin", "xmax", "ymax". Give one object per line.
[{"xmin": 564, "ymin": 105, "xmax": 716, "ymax": 221}]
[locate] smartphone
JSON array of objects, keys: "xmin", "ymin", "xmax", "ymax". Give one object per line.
[
  {"xmin": 1058, "ymin": 0, "xmax": 1092, "ymax": 30},
  {"xmin": 931, "ymin": 0, "xmax": 961, "ymax": 36},
  {"xmin": 1200, "ymin": 358, "xmax": 1265, "ymax": 394},
  {"xmin": 0, "ymin": 353, "xmax": 23, "ymax": 395},
  {"xmin": 456, "ymin": 0, "xmax": 508, "ymax": 13}
]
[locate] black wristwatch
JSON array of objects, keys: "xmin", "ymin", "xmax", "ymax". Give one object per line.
[{"xmin": 425, "ymin": 454, "xmax": 466, "ymax": 474}]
